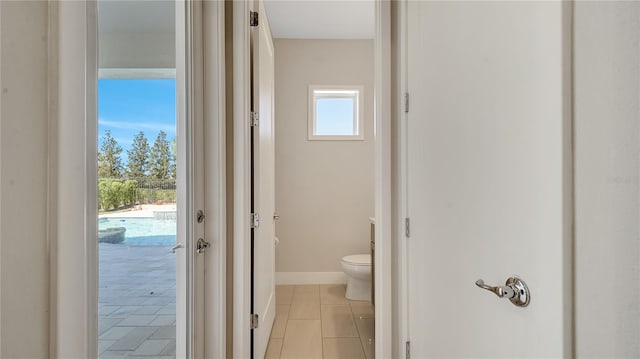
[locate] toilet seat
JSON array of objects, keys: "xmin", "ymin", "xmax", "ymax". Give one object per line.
[{"xmin": 341, "ymin": 254, "xmax": 370, "ymax": 266}]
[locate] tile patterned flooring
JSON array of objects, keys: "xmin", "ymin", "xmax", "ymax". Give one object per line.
[
  {"xmin": 98, "ymin": 245, "xmax": 373, "ymax": 359},
  {"xmin": 267, "ymin": 285, "xmax": 375, "ymax": 359},
  {"xmin": 99, "ymin": 244, "xmax": 176, "ymax": 358}
]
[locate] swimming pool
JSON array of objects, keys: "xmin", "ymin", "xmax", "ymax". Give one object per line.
[{"xmin": 98, "ymin": 217, "xmax": 176, "ymax": 246}]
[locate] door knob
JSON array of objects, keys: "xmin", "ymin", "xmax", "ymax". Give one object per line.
[
  {"xmin": 475, "ymin": 276, "xmax": 530, "ymax": 307},
  {"xmin": 196, "ymin": 238, "xmax": 210, "ymax": 254}
]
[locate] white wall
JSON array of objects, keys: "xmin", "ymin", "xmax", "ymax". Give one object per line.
[
  {"xmin": 0, "ymin": 1, "xmax": 50, "ymax": 357},
  {"xmin": 274, "ymin": 39, "xmax": 374, "ymax": 277},
  {"xmin": 574, "ymin": 2, "xmax": 640, "ymax": 357}
]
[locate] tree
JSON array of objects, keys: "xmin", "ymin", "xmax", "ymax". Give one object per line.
[
  {"xmin": 127, "ymin": 131, "xmax": 150, "ymax": 178},
  {"xmin": 98, "ymin": 130, "xmax": 123, "ymax": 178},
  {"xmin": 169, "ymin": 136, "xmax": 177, "ymax": 179},
  {"xmin": 149, "ymin": 130, "xmax": 172, "ymax": 179}
]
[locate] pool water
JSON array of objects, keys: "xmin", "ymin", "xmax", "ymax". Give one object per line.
[{"xmin": 99, "ymin": 217, "xmax": 176, "ymax": 246}]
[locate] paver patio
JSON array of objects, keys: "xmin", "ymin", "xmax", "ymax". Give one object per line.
[{"xmin": 99, "ymin": 243, "xmax": 176, "ymax": 358}]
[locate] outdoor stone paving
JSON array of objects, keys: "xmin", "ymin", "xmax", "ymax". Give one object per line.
[{"xmin": 99, "ymin": 243, "xmax": 176, "ymax": 358}]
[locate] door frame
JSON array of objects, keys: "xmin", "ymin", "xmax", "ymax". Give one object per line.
[
  {"xmin": 395, "ymin": 2, "xmax": 409, "ymax": 358},
  {"xmin": 51, "ymin": 0, "xmax": 227, "ymax": 357},
  {"xmin": 374, "ymin": 1, "xmax": 393, "ymax": 358},
  {"xmin": 202, "ymin": 1, "xmax": 229, "ymax": 358},
  {"xmin": 232, "ymin": 1, "xmax": 393, "ymax": 357},
  {"xmin": 51, "ymin": 1, "xmax": 99, "ymax": 356},
  {"xmin": 232, "ymin": 1, "xmax": 253, "ymax": 357}
]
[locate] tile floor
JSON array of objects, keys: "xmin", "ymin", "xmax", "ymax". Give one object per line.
[
  {"xmin": 99, "ymin": 243, "xmax": 176, "ymax": 358},
  {"xmin": 266, "ymin": 285, "xmax": 375, "ymax": 359},
  {"xmin": 98, "ymin": 246, "xmax": 372, "ymax": 359}
]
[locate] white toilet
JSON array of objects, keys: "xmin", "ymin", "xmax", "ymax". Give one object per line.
[{"xmin": 340, "ymin": 254, "xmax": 372, "ymax": 301}]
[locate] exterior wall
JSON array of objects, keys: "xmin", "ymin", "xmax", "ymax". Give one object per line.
[
  {"xmin": 574, "ymin": 2, "xmax": 640, "ymax": 356},
  {"xmin": 0, "ymin": 1, "xmax": 50, "ymax": 357},
  {"xmin": 274, "ymin": 39, "xmax": 374, "ymax": 275}
]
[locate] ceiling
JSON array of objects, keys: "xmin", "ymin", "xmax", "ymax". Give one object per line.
[
  {"xmin": 97, "ymin": 0, "xmax": 374, "ymax": 39},
  {"xmin": 96, "ymin": 0, "xmax": 374, "ymax": 72},
  {"xmin": 97, "ymin": 0, "xmax": 175, "ymax": 72},
  {"xmin": 263, "ymin": 0, "xmax": 375, "ymax": 39},
  {"xmin": 98, "ymin": 0, "xmax": 175, "ymax": 34}
]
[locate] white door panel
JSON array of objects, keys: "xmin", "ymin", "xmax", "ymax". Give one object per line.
[
  {"xmin": 406, "ymin": 2, "xmax": 569, "ymax": 357},
  {"xmin": 251, "ymin": 1, "xmax": 276, "ymax": 357}
]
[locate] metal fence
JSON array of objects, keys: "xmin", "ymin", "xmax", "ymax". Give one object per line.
[
  {"xmin": 99, "ymin": 177, "xmax": 175, "ymax": 189},
  {"xmin": 127, "ymin": 177, "xmax": 176, "ymax": 191}
]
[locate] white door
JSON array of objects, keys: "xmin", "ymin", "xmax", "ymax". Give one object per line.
[
  {"xmin": 405, "ymin": 2, "xmax": 570, "ymax": 357},
  {"xmin": 251, "ymin": 1, "xmax": 276, "ymax": 357}
]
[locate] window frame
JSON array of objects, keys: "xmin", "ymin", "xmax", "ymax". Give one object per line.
[{"xmin": 308, "ymin": 85, "xmax": 365, "ymax": 141}]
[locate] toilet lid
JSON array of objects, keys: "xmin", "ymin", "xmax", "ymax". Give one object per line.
[{"xmin": 342, "ymin": 254, "xmax": 371, "ymax": 266}]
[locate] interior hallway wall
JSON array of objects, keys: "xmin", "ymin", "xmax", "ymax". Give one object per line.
[
  {"xmin": 0, "ymin": 1, "xmax": 50, "ymax": 357},
  {"xmin": 574, "ymin": 2, "xmax": 640, "ymax": 356},
  {"xmin": 274, "ymin": 39, "xmax": 374, "ymax": 278}
]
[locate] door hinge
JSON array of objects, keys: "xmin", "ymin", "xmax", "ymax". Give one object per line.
[
  {"xmin": 404, "ymin": 92, "xmax": 409, "ymax": 113},
  {"xmin": 250, "ymin": 313, "xmax": 259, "ymax": 329},
  {"xmin": 250, "ymin": 212, "xmax": 260, "ymax": 229},
  {"xmin": 405, "ymin": 341, "xmax": 411, "ymax": 359},
  {"xmin": 250, "ymin": 11, "xmax": 258, "ymax": 27},
  {"xmin": 250, "ymin": 111, "xmax": 259, "ymax": 127},
  {"xmin": 405, "ymin": 217, "xmax": 410, "ymax": 238}
]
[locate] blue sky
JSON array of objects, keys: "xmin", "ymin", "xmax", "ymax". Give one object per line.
[
  {"xmin": 98, "ymin": 79, "xmax": 176, "ymax": 157},
  {"xmin": 316, "ymin": 98, "xmax": 356, "ymax": 135}
]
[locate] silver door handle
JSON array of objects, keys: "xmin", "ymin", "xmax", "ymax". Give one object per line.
[
  {"xmin": 196, "ymin": 238, "xmax": 210, "ymax": 254},
  {"xmin": 170, "ymin": 243, "xmax": 184, "ymax": 253},
  {"xmin": 475, "ymin": 276, "xmax": 530, "ymax": 307},
  {"xmin": 475, "ymin": 279, "xmax": 515, "ymax": 298}
]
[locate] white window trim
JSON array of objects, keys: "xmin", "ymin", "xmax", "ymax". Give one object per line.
[{"xmin": 308, "ymin": 84, "xmax": 365, "ymax": 141}]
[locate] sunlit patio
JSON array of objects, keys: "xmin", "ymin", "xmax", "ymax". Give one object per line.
[{"xmin": 98, "ymin": 243, "xmax": 176, "ymax": 358}]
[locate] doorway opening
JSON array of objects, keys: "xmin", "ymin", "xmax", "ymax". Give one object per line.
[
  {"xmin": 234, "ymin": 1, "xmax": 391, "ymax": 357},
  {"xmin": 97, "ymin": 79, "xmax": 178, "ymax": 358},
  {"xmin": 267, "ymin": 39, "xmax": 376, "ymax": 359},
  {"xmin": 96, "ymin": 1, "xmax": 181, "ymax": 357},
  {"xmin": 55, "ymin": 0, "xmax": 225, "ymax": 357}
]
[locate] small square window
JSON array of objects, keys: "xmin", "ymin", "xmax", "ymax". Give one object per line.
[{"xmin": 308, "ymin": 85, "xmax": 364, "ymax": 140}]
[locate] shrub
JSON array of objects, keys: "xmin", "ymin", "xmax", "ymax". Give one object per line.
[
  {"xmin": 98, "ymin": 179, "xmax": 123, "ymax": 210},
  {"xmin": 123, "ymin": 180, "xmax": 138, "ymax": 206},
  {"xmin": 106, "ymin": 180, "xmax": 124, "ymax": 210},
  {"xmin": 98, "ymin": 179, "xmax": 110, "ymax": 210},
  {"xmin": 98, "ymin": 178, "xmax": 176, "ymax": 210}
]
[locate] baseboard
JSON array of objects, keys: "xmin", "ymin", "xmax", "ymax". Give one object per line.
[{"xmin": 276, "ymin": 272, "xmax": 348, "ymax": 285}]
